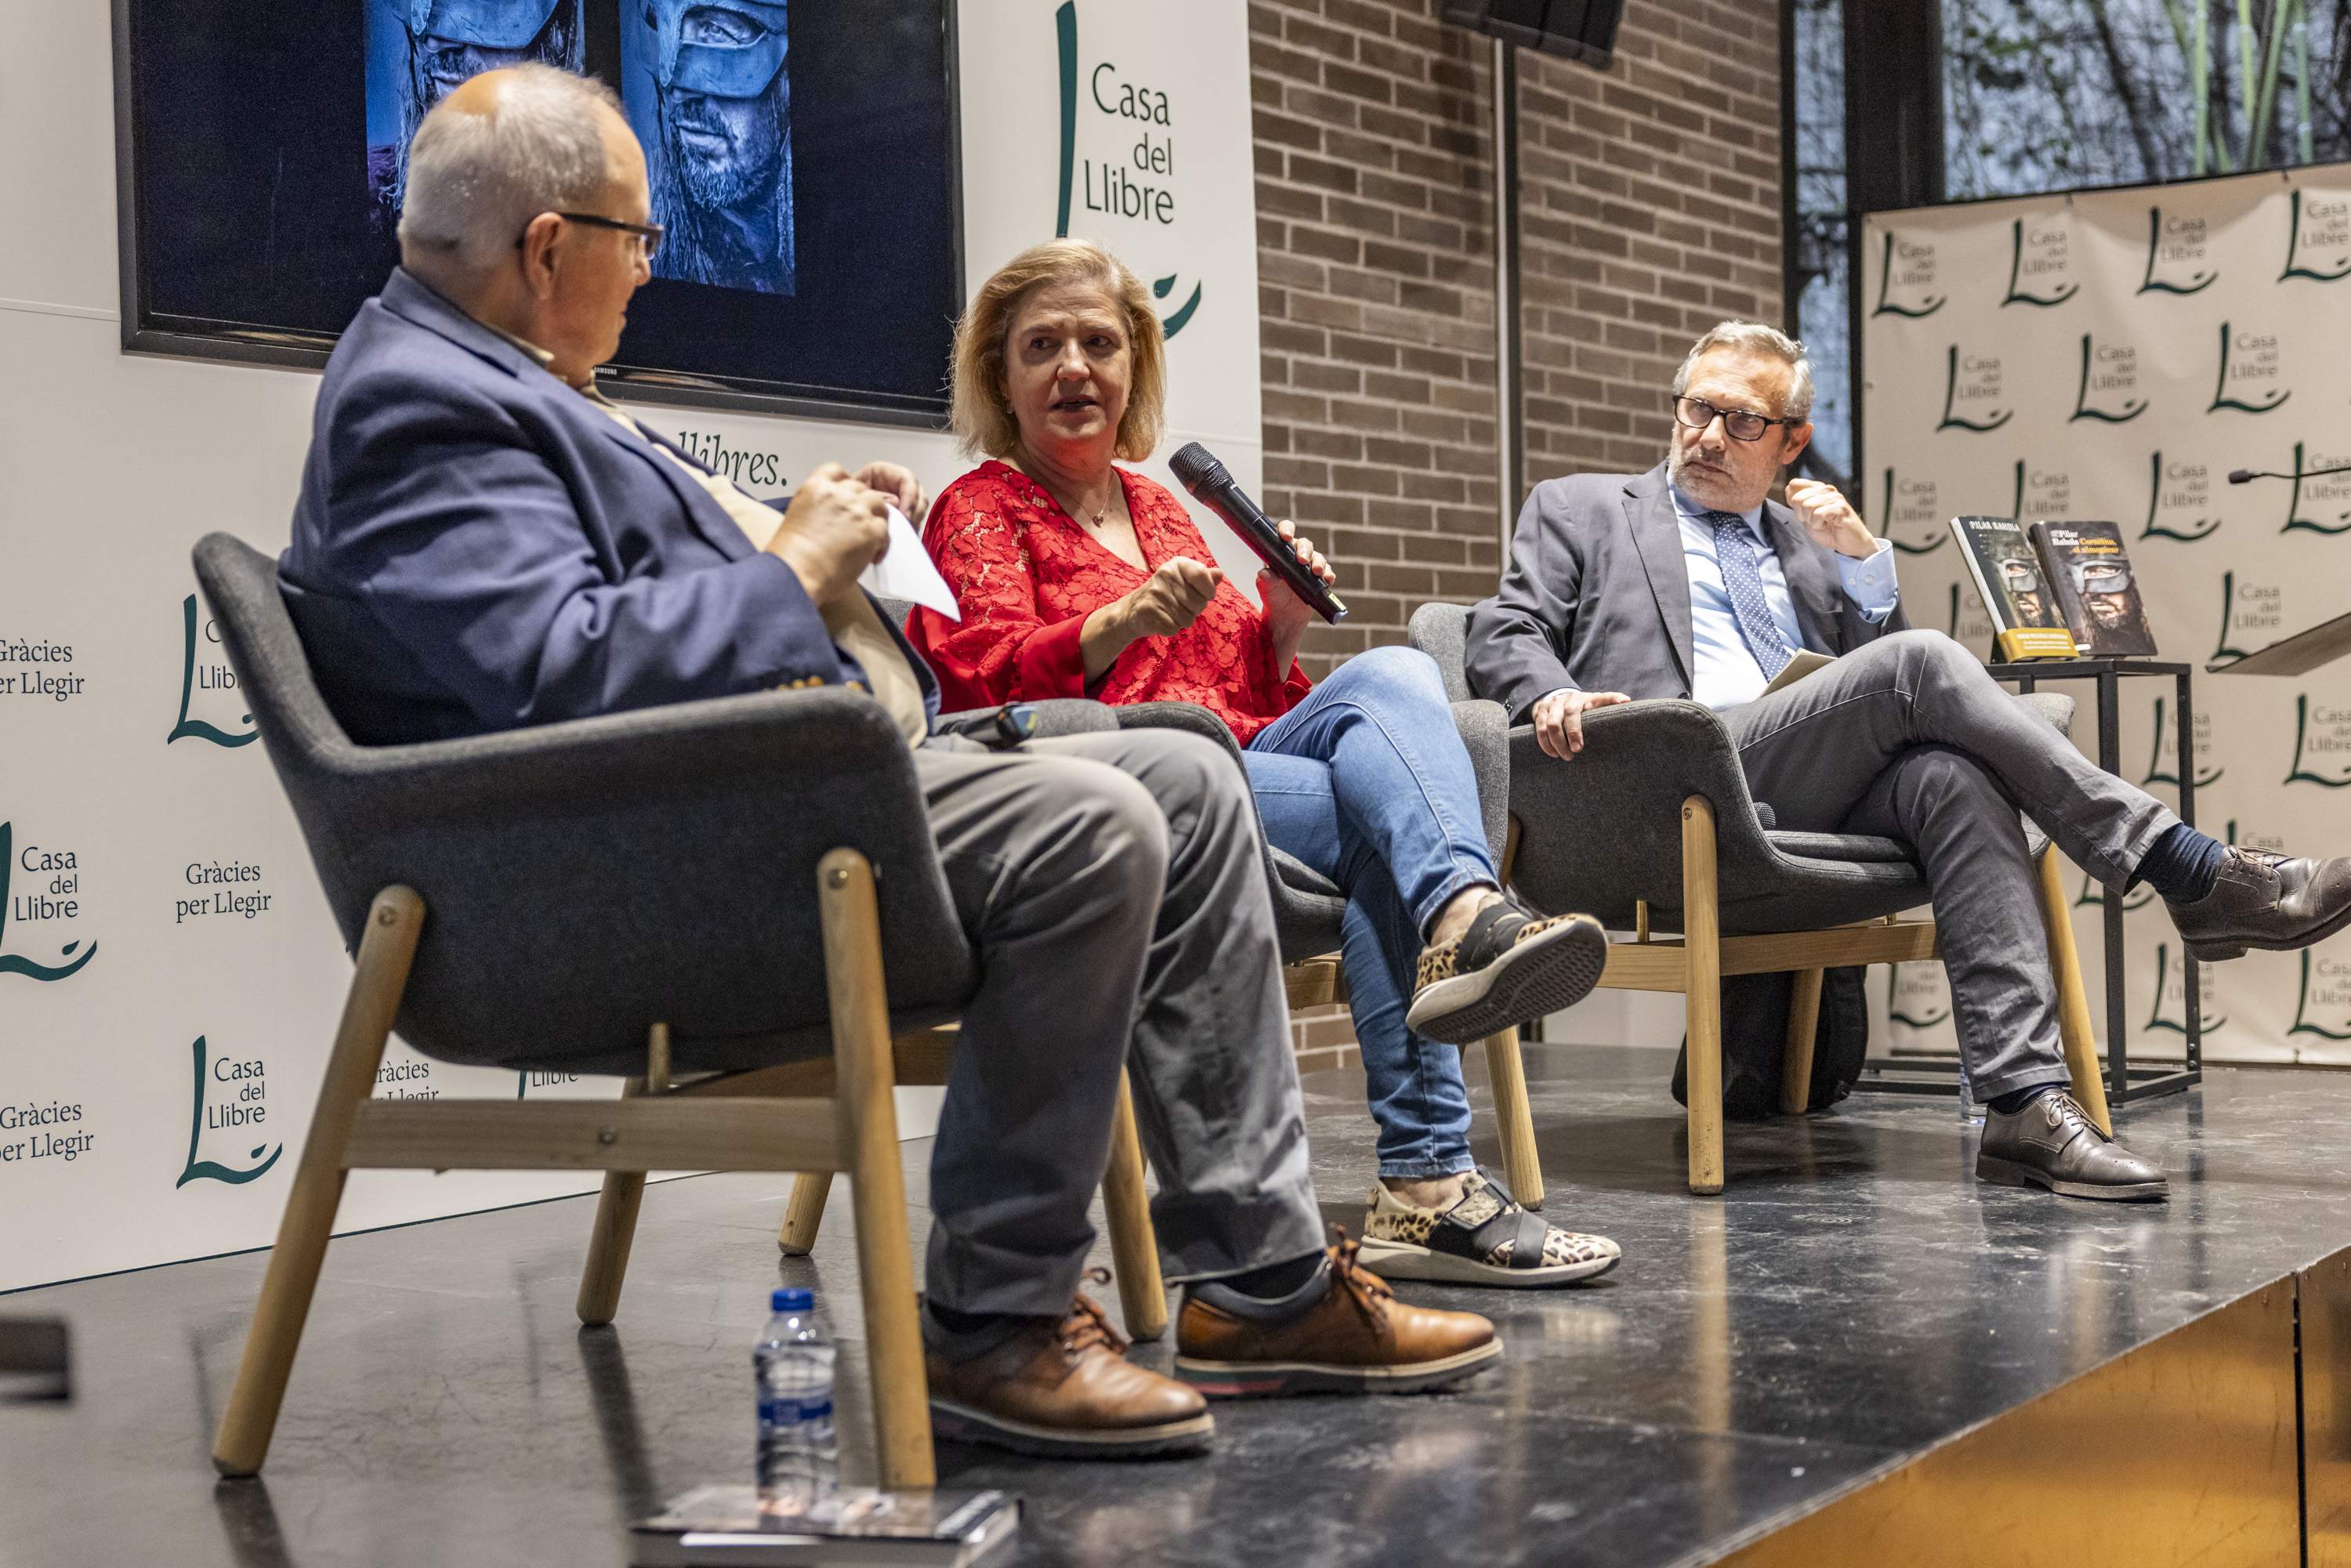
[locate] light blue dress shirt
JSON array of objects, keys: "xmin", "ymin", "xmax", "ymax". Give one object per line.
[{"xmin": 1671, "ymin": 486, "xmax": 1900, "ymax": 712}]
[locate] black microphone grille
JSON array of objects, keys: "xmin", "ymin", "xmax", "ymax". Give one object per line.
[
  {"xmin": 2226, "ymin": 469, "xmax": 2256, "ymax": 484},
  {"xmin": 1168, "ymin": 441, "xmax": 1223, "ymax": 489}
]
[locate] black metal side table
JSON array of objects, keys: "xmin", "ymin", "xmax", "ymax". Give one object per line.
[{"xmin": 1857, "ymin": 657, "xmax": 2201, "ymax": 1110}]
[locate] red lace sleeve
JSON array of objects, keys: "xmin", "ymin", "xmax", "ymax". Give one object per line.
[{"xmin": 911, "ymin": 475, "xmax": 1092, "ymax": 704}]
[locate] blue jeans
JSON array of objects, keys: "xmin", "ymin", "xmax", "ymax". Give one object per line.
[{"xmin": 1243, "ymin": 644, "xmax": 1498, "ymax": 1178}]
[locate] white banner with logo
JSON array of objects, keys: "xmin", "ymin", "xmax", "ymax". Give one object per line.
[
  {"xmin": 0, "ymin": 0, "xmax": 1259, "ymax": 1292},
  {"xmin": 1862, "ymin": 161, "xmax": 2351, "ymax": 1069}
]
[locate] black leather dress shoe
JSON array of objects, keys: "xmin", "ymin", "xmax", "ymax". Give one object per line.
[
  {"xmin": 2167, "ymin": 847, "xmax": 2351, "ymax": 961},
  {"xmin": 1977, "ymin": 1092, "xmax": 2168, "ymax": 1202}
]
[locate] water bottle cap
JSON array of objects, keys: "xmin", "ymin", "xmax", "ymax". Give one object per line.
[{"xmin": 772, "ymin": 1287, "xmax": 813, "ymax": 1313}]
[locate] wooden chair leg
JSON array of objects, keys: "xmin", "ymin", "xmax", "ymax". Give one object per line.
[
  {"xmin": 1682, "ymin": 798, "xmax": 1725, "ymax": 1196},
  {"xmin": 817, "ymin": 848, "xmax": 934, "ymax": 1491},
  {"xmin": 2036, "ymin": 847, "xmax": 2113, "ymax": 1137},
  {"xmin": 579, "ymin": 1025, "xmax": 672, "ymax": 1325},
  {"xmin": 213, "ymin": 885, "xmax": 423, "ymax": 1477},
  {"xmin": 576, "ymin": 1077, "xmax": 649, "ymax": 1327},
  {"xmin": 1482, "ymin": 1027, "xmax": 1546, "ymax": 1209},
  {"xmin": 1101, "ymin": 1071, "xmax": 1168, "ymax": 1341},
  {"xmin": 777, "ymin": 1171, "xmax": 834, "ymax": 1256},
  {"xmin": 1778, "ymin": 969, "xmax": 1826, "ymax": 1117}
]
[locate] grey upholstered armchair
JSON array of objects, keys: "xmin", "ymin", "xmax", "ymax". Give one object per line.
[
  {"xmin": 189, "ymin": 535, "xmax": 1158, "ymax": 1489},
  {"xmin": 1408, "ymin": 602, "xmax": 2108, "ymax": 1196}
]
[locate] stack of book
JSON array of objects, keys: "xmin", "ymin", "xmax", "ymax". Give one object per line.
[
  {"xmin": 630, "ymin": 1486, "xmax": 1019, "ymax": 1567},
  {"xmin": 1954, "ymin": 516, "xmax": 2158, "ymax": 661}
]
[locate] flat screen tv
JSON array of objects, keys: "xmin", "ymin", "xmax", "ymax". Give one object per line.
[{"xmin": 112, "ymin": 0, "xmax": 962, "ymax": 424}]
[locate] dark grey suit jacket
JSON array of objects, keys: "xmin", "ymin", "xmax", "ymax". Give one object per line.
[{"xmin": 1465, "ymin": 462, "xmax": 1907, "ymax": 722}]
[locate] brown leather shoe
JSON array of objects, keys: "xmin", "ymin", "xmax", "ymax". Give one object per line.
[
  {"xmin": 1977, "ymin": 1090, "xmax": 2169, "ymax": 1202},
  {"xmin": 1173, "ymin": 1234, "xmax": 1502, "ymax": 1396},
  {"xmin": 926, "ymin": 1276, "xmax": 1214, "ymax": 1458},
  {"xmin": 2168, "ymin": 847, "xmax": 2351, "ymax": 961}
]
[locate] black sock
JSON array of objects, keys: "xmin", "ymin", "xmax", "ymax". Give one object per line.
[
  {"xmin": 1987, "ymin": 1081, "xmax": 2063, "ymax": 1116},
  {"xmin": 926, "ymin": 1302, "xmax": 1022, "ymax": 1337},
  {"xmin": 2128, "ymin": 824, "xmax": 2227, "ymax": 902},
  {"xmin": 1219, "ymin": 1250, "xmax": 1327, "ymax": 1301}
]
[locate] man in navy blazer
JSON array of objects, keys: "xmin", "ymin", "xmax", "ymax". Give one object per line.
[
  {"xmin": 281, "ymin": 258, "xmax": 924, "ymax": 743},
  {"xmin": 283, "ymin": 64, "xmax": 1498, "ymax": 1460}
]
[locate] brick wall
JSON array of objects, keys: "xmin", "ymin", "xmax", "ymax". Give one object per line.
[{"xmin": 1249, "ymin": 0, "xmax": 1785, "ymax": 1070}]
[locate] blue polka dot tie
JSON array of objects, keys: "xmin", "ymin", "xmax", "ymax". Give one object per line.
[{"xmin": 1708, "ymin": 512, "xmax": 1794, "ymax": 679}]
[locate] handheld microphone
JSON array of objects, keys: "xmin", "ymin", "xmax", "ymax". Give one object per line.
[
  {"xmin": 1168, "ymin": 442, "xmax": 1349, "ymax": 623},
  {"xmin": 2230, "ymin": 462, "xmax": 2351, "ymax": 484}
]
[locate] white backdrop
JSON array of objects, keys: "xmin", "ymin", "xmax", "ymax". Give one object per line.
[
  {"xmin": 1862, "ymin": 161, "xmax": 2351, "ymax": 1068},
  {"xmin": 0, "ymin": 0, "xmax": 1262, "ymax": 1292}
]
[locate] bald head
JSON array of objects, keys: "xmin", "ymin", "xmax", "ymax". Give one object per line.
[
  {"xmin": 396, "ymin": 63, "xmax": 653, "ymax": 387},
  {"xmin": 397, "ymin": 63, "xmax": 636, "ymax": 281}
]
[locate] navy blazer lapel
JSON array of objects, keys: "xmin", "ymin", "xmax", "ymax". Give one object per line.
[
  {"xmin": 1622, "ymin": 466, "xmax": 1695, "ymax": 690},
  {"xmin": 1761, "ymin": 502, "xmax": 1842, "ymax": 653}
]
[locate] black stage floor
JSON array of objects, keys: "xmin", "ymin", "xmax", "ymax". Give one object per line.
[{"xmin": 6, "ymin": 1044, "xmax": 2348, "ymax": 1567}]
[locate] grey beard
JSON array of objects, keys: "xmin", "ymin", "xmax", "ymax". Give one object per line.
[{"xmin": 670, "ymin": 130, "xmax": 780, "ymax": 209}]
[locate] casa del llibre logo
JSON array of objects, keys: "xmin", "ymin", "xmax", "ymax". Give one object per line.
[
  {"xmin": 168, "ymin": 593, "xmax": 258, "ymax": 748},
  {"xmin": 178, "ymin": 1034, "xmax": 282, "ymax": 1187},
  {"xmin": 1053, "ymin": 1, "xmax": 1202, "ymax": 340},
  {"xmin": 0, "ymin": 821, "xmax": 96, "ymax": 983}
]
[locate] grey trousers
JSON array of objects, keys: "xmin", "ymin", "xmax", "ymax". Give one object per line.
[
  {"xmin": 916, "ymin": 728, "xmax": 1325, "ymax": 1316},
  {"xmin": 1725, "ymin": 630, "xmax": 2179, "ymax": 1098}
]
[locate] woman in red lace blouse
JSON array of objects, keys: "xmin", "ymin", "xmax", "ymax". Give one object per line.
[{"xmin": 909, "ymin": 240, "xmax": 1618, "ymax": 1288}]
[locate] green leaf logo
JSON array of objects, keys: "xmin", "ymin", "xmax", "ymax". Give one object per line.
[
  {"xmin": 2142, "ymin": 943, "xmax": 2225, "ymax": 1037},
  {"xmin": 2139, "ymin": 450, "xmax": 2218, "ymax": 541},
  {"xmin": 2209, "ymin": 321, "xmax": 2291, "ymax": 415},
  {"xmin": 1872, "ymin": 230, "xmax": 1945, "ymax": 318},
  {"xmin": 2280, "ymin": 189, "xmax": 2351, "ymax": 283},
  {"xmin": 2002, "ymin": 217, "xmax": 2077, "ymax": 308},
  {"xmin": 2140, "ymin": 695, "xmax": 2223, "ymax": 789},
  {"xmin": 2286, "ymin": 693, "xmax": 2351, "ymax": 788},
  {"xmin": 167, "ymin": 595, "xmax": 258, "ymax": 748},
  {"xmin": 1936, "ymin": 346, "xmax": 2012, "ymax": 433},
  {"xmin": 2070, "ymin": 333, "xmax": 2146, "ymax": 423},
  {"xmin": 0, "ymin": 822, "xmax": 97, "ymax": 983},
  {"xmin": 1877, "ymin": 467, "xmax": 1947, "ymax": 555},
  {"xmin": 2140, "ymin": 205, "xmax": 2217, "ymax": 295},
  {"xmin": 1053, "ymin": 2, "xmax": 1201, "ymax": 342},
  {"xmin": 176, "ymin": 1035, "xmax": 284, "ymax": 1187}
]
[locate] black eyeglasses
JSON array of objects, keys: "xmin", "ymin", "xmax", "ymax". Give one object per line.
[
  {"xmin": 1670, "ymin": 394, "xmax": 1797, "ymax": 444},
  {"xmin": 516, "ymin": 212, "xmax": 666, "ymax": 260}
]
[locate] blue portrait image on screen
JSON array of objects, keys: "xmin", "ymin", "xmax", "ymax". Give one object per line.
[
  {"xmin": 363, "ymin": 0, "xmax": 585, "ymax": 234},
  {"xmin": 621, "ymin": 0, "xmax": 797, "ymax": 296}
]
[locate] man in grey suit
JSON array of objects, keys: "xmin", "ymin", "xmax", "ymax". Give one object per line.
[{"xmin": 1469, "ymin": 320, "xmax": 2351, "ymax": 1202}]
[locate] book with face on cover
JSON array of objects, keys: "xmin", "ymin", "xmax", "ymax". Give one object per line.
[
  {"xmin": 1951, "ymin": 516, "xmax": 2078, "ymax": 661},
  {"xmin": 629, "ymin": 1486, "xmax": 1020, "ymax": 1567},
  {"xmin": 2027, "ymin": 520, "xmax": 2160, "ymax": 657}
]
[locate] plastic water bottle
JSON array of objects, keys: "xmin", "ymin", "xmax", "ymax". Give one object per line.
[
  {"xmin": 755, "ymin": 1287, "xmax": 837, "ymax": 1515},
  {"xmin": 1956, "ymin": 1054, "xmax": 1985, "ymax": 1125}
]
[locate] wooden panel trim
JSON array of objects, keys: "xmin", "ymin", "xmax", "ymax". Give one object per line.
[
  {"xmin": 343, "ymin": 1097, "xmax": 841, "ymax": 1173},
  {"xmin": 1722, "ymin": 1282, "xmax": 2300, "ymax": 1564}
]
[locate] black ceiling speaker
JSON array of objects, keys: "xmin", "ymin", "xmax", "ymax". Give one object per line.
[{"xmin": 1440, "ymin": 0, "xmax": 1622, "ymax": 68}]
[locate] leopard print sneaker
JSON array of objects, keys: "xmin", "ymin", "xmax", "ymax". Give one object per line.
[
  {"xmin": 1356, "ymin": 1168, "xmax": 1621, "ymax": 1288},
  {"xmin": 1404, "ymin": 900, "xmax": 1609, "ymax": 1044}
]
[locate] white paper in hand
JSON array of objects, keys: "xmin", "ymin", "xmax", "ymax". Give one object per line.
[{"xmin": 858, "ymin": 505, "xmax": 960, "ymax": 621}]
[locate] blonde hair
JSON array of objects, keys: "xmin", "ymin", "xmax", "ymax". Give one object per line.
[{"xmin": 951, "ymin": 239, "xmax": 1166, "ymax": 461}]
